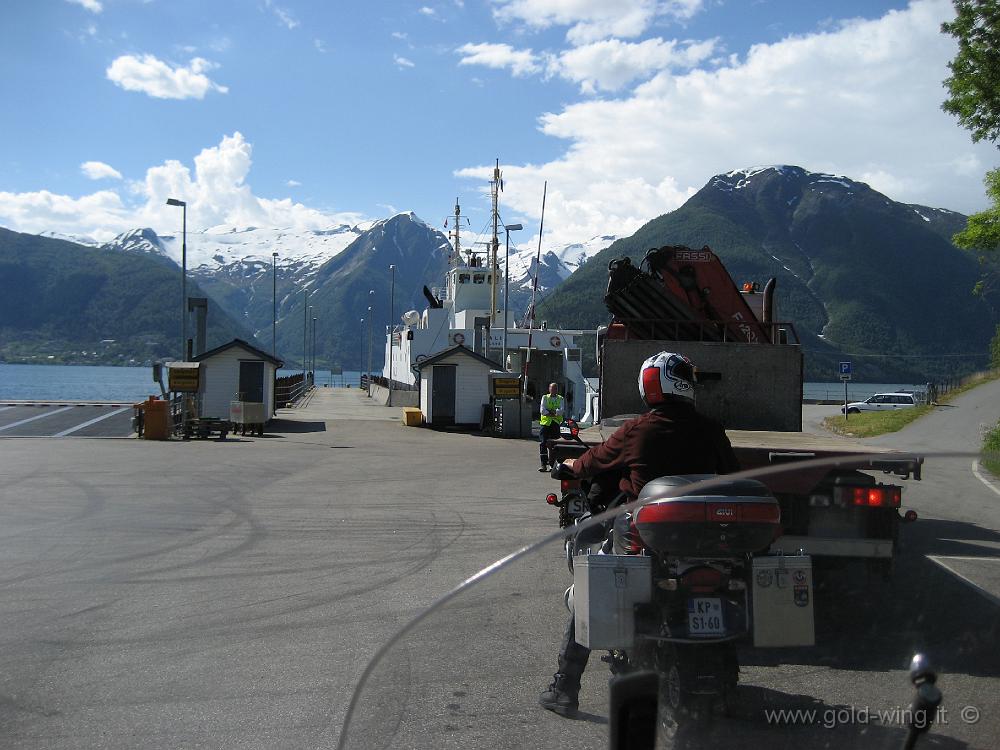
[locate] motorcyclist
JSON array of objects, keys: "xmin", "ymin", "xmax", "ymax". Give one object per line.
[{"xmin": 538, "ymin": 351, "xmax": 740, "ymax": 717}]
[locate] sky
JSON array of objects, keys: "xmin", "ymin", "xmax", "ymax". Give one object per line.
[{"xmin": 0, "ymin": 0, "xmax": 997, "ymax": 251}]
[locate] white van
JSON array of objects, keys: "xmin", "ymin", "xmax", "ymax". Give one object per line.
[{"xmin": 841, "ymin": 392, "xmax": 919, "ymax": 414}]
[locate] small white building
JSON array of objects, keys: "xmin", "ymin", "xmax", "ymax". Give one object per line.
[
  {"xmin": 193, "ymin": 339, "xmax": 283, "ymax": 421},
  {"xmin": 414, "ymin": 345, "xmax": 501, "ymax": 427}
]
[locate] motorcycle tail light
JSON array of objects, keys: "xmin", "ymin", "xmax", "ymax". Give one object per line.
[
  {"xmin": 561, "ymin": 479, "xmax": 580, "ymax": 491},
  {"xmin": 545, "ymin": 493, "xmax": 559, "ymax": 505},
  {"xmin": 681, "ymin": 566, "xmax": 724, "ymax": 592}
]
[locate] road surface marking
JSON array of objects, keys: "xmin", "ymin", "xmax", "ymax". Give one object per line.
[
  {"xmin": 0, "ymin": 406, "xmax": 76, "ymax": 433},
  {"xmin": 0, "ymin": 406, "xmax": 14, "ymax": 413},
  {"xmin": 971, "ymin": 460, "xmax": 1000, "ymax": 498},
  {"xmin": 928, "ymin": 554, "xmax": 1000, "ymax": 609},
  {"xmin": 54, "ymin": 407, "xmax": 131, "ymax": 437}
]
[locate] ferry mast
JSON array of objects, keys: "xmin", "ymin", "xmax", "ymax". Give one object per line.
[
  {"xmin": 446, "ymin": 198, "xmax": 466, "ymax": 267},
  {"xmin": 490, "ymin": 159, "xmax": 501, "ymax": 325}
]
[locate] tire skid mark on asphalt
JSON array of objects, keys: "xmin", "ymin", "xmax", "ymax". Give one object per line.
[
  {"xmin": 0, "ymin": 475, "xmax": 107, "ymax": 586},
  {"xmin": 49, "ymin": 511, "xmax": 469, "ymax": 647},
  {"xmin": 185, "ymin": 509, "xmax": 469, "ymax": 629}
]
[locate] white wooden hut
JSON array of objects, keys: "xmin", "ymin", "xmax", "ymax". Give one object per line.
[
  {"xmin": 414, "ymin": 345, "xmax": 501, "ymax": 426},
  {"xmin": 193, "ymin": 339, "xmax": 283, "ymax": 421}
]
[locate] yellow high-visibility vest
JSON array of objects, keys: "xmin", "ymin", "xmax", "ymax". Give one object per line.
[{"xmin": 539, "ymin": 394, "xmax": 565, "ymax": 426}]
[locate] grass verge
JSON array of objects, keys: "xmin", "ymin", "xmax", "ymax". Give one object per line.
[
  {"xmin": 983, "ymin": 422, "xmax": 1000, "ymax": 477},
  {"xmin": 822, "ymin": 370, "xmax": 1000, "ymax": 438}
]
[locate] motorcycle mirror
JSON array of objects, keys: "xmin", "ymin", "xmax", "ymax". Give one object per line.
[{"xmin": 909, "ymin": 653, "xmax": 936, "ymax": 685}]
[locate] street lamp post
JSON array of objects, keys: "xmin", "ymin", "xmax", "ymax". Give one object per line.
[
  {"xmin": 366, "ymin": 303, "xmax": 373, "ymax": 396},
  {"xmin": 308, "ymin": 306, "xmax": 314, "ymax": 379},
  {"xmin": 367, "ymin": 290, "xmax": 375, "ymax": 396},
  {"xmin": 166, "ymin": 198, "xmax": 187, "ymax": 435},
  {"xmin": 302, "ymin": 290, "xmax": 309, "ymax": 383},
  {"xmin": 503, "ymin": 223, "xmax": 523, "ymax": 368},
  {"xmin": 359, "ymin": 317, "xmax": 365, "ymax": 389},
  {"xmin": 272, "ymin": 252, "xmax": 278, "ymax": 358},
  {"xmin": 388, "ymin": 265, "xmax": 395, "ymax": 407},
  {"xmin": 312, "ymin": 315, "xmax": 318, "ymax": 377},
  {"xmin": 166, "ymin": 198, "xmax": 188, "ymax": 359}
]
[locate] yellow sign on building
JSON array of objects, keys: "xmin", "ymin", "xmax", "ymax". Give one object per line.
[{"xmin": 168, "ymin": 363, "xmax": 200, "ymax": 393}]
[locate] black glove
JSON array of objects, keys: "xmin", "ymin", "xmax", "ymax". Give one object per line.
[{"xmin": 550, "ymin": 462, "xmax": 576, "ymax": 480}]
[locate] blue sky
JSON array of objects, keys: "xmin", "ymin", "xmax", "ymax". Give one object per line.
[{"xmin": 0, "ymin": 0, "xmax": 995, "ymax": 248}]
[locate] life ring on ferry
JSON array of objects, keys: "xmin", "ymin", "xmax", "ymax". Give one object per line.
[
  {"xmin": 550, "ymin": 335, "xmax": 562, "ymax": 347},
  {"xmin": 453, "ymin": 333, "xmax": 466, "ymax": 345}
]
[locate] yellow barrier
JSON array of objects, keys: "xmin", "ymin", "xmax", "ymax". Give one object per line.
[{"xmin": 402, "ymin": 408, "xmax": 423, "ymax": 427}]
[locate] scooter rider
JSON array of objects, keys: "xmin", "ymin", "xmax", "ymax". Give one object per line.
[
  {"xmin": 538, "ymin": 382, "xmax": 565, "ymax": 472},
  {"xmin": 539, "ymin": 351, "xmax": 739, "ymax": 717}
]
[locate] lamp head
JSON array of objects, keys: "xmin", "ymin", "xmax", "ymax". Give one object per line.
[
  {"xmin": 505, "ymin": 223, "xmax": 523, "ymax": 231},
  {"xmin": 166, "ymin": 198, "xmax": 185, "ymax": 207}
]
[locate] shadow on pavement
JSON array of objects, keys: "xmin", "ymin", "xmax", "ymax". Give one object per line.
[{"xmin": 267, "ymin": 419, "xmax": 327, "ymax": 434}]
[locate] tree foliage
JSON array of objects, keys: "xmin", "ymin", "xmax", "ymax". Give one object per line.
[{"xmin": 942, "ymin": 0, "xmax": 1000, "ymax": 144}]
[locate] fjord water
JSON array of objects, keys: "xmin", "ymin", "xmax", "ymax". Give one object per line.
[{"xmin": 0, "ymin": 364, "xmax": 365, "ymax": 402}]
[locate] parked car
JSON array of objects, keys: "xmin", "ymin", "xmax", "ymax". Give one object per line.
[{"xmin": 842, "ymin": 392, "xmax": 919, "ymax": 414}]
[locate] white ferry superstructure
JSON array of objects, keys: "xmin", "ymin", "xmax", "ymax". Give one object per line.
[{"xmin": 382, "ymin": 183, "xmax": 589, "ymax": 418}]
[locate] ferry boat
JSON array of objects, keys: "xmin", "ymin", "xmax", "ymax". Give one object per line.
[{"xmin": 382, "ymin": 177, "xmax": 590, "ymax": 419}]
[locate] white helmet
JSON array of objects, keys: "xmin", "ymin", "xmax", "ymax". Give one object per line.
[{"xmin": 638, "ymin": 351, "xmax": 696, "ymax": 407}]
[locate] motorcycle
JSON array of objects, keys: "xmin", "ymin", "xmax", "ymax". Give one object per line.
[
  {"xmin": 561, "ymin": 470, "xmax": 781, "ymax": 721},
  {"xmin": 337, "ymin": 453, "xmax": 984, "ymax": 750}
]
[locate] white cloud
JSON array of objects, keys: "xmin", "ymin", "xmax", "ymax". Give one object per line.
[
  {"xmin": 106, "ymin": 54, "xmax": 228, "ymax": 99},
  {"xmin": 66, "ymin": 0, "xmax": 102, "ymax": 13},
  {"xmin": 419, "ymin": 6, "xmax": 436, "ymax": 16},
  {"xmin": 492, "ymin": 0, "xmax": 704, "ymax": 45},
  {"xmin": 287, "ymin": 179, "xmax": 302, "ymax": 187},
  {"xmin": 264, "ymin": 0, "xmax": 299, "ymax": 29},
  {"xmin": 0, "ymin": 133, "xmax": 366, "ymax": 243},
  {"xmin": 457, "ymin": 42, "xmax": 541, "ymax": 77},
  {"xmin": 81, "ymin": 161, "xmax": 123, "ymax": 180},
  {"xmin": 459, "ymin": 0, "xmax": 996, "ymax": 248},
  {"xmin": 314, "ymin": 38, "xmax": 327, "ymax": 53},
  {"xmin": 394, "ymin": 54, "xmax": 416, "ymax": 68},
  {"xmin": 392, "ymin": 31, "xmax": 408, "ymax": 40},
  {"xmin": 550, "ymin": 37, "xmax": 719, "ymax": 93}
]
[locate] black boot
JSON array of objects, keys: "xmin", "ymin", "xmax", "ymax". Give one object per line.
[{"xmin": 539, "ymin": 672, "xmax": 580, "ymax": 716}]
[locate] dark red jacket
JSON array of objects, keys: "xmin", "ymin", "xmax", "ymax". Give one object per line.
[{"xmin": 574, "ymin": 402, "xmax": 739, "ymax": 498}]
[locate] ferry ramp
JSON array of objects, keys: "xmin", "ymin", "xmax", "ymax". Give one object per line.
[
  {"xmin": 278, "ymin": 385, "xmax": 408, "ymax": 423},
  {"xmin": 0, "ymin": 402, "xmax": 134, "ymax": 438}
]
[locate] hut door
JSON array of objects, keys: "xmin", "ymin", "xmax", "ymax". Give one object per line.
[
  {"xmin": 431, "ymin": 366, "xmax": 456, "ymax": 424},
  {"xmin": 239, "ymin": 361, "xmax": 265, "ymax": 403}
]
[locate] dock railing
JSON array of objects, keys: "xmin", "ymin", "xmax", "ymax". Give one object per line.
[{"xmin": 276, "ymin": 373, "xmax": 312, "ymax": 407}]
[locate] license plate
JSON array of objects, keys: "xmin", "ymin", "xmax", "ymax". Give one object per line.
[
  {"xmin": 687, "ymin": 597, "xmax": 725, "ymax": 636},
  {"xmin": 566, "ymin": 497, "xmax": 586, "ymax": 517}
]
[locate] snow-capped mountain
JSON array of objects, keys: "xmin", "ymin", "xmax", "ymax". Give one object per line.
[
  {"xmin": 504, "ymin": 233, "xmax": 618, "ymax": 294},
  {"xmin": 34, "ymin": 214, "xmax": 614, "ymax": 364},
  {"xmin": 38, "ymin": 230, "xmax": 101, "ymax": 247}
]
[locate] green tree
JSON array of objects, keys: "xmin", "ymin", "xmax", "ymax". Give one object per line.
[
  {"xmin": 942, "ymin": 0, "xmax": 1000, "ymax": 143},
  {"xmin": 942, "ymin": 1, "xmax": 1000, "ymax": 360}
]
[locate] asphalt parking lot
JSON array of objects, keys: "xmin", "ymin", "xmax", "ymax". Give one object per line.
[
  {"xmin": 0, "ymin": 389, "xmax": 998, "ymax": 749},
  {"xmin": 0, "ymin": 404, "xmax": 134, "ymax": 438}
]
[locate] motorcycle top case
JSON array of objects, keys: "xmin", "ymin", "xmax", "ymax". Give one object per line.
[
  {"xmin": 634, "ymin": 474, "xmax": 780, "ymax": 557},
  {"xmin": 573, "ymin": 554, "xmax": 652, "ymax": 650}
]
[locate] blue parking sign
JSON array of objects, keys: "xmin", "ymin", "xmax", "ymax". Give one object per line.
[{"xmin": 839, "ymin": 361, "xmax": 852, "ymax": 375}]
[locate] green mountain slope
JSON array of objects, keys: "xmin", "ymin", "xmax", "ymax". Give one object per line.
[
  {"xmin": 0, "ymin": 227, "xmax": 255, "ymax": 365},
  {"xmin": 538, "ymin": 166, "xmax": 996, "ymax": 382}
]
